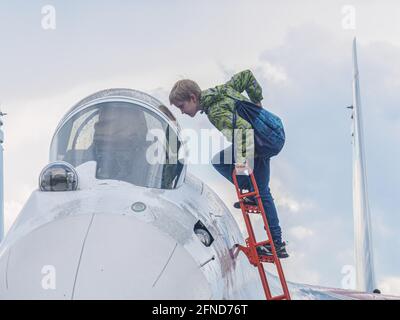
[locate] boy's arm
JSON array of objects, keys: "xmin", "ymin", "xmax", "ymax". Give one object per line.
[{"xmin": 225, "ymin": 69, "xmax": 263, "ymax": 104}]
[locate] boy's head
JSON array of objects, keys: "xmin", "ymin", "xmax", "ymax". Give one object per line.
[{"xmin": 169, "ymin": 79, "xmax": 201, "ymax": 117}]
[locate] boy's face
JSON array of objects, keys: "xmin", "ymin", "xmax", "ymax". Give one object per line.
[{"xmin": 174, "ymin": 94, "xmax": 199, "ymax": 117}]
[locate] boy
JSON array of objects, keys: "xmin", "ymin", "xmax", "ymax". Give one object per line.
[{"xmin": 169, "ymin": 70, "xmax": 288, "ymax": 258}]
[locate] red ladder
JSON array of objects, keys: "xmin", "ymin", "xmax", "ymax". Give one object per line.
[{"xmin": 232, "ymin": 166, "xmax": 291, "ymax": 300}]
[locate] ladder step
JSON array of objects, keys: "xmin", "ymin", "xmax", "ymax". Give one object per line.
[
  {"xmin": 243, "ymin": 205, "xmax": 261, "ymax": 213},
  {"xmin": 239, "ymin": 191, "xmax": 257, "ymax": 198},
  {"xmin": 255, "ymin": 240, "xmax": 271, "ymax": 247},
  {"xmin": 259, "ymin": 256, "xmax": 275, "ymax": 264}
]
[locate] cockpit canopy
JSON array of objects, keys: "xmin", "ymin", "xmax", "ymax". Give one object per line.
[{"xmin": 50, "ymin": 89, "xmax": 185, "ymax": 189}]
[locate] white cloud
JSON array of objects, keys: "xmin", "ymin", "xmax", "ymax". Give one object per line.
[
  {"xmin": 378, "ymin": 276, "xmax": 400, "ymax": 296},
  {"xmin": 275, "ymin": 195, "xmax": 315, "ymax": 215},
  {"xmin": 289, "ymin": 226, "xmax": 315, "ymax": 240},
  {"xmin": 216, "ymin": 58, "xmax": 290, "ymax": 90},
  {"xmin": 274, "ymin": 250, "xmax": 322, "ymax": 286},
  {"xmin": 260, "ymin": 62, "xmax": 289, "ymax": 85},
  {"xmin": 371, "ymin": 209, "xmax": 395, "ymax": 238},
  {"xmin": 277, "ymin": 196, "xmax": 302, "ymax": 213}
]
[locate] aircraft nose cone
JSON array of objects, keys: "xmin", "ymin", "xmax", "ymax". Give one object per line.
[{"xmin": 0, "ymin": 214, "xmax": 211, "ymax": 299}]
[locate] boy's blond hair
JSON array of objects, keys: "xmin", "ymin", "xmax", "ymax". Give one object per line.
[{"xmin": 169, "ymin": 79, "xmax": 201, "ymax": 105}]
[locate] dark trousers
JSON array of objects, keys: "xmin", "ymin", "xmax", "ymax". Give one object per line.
[{"xmin": 211, "ymin": 146, "xmax": 282, "ymax": 243}]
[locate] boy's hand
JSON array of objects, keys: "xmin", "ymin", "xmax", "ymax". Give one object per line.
[
  {"xmin": 255, "ymin": 102, "xmax": 262, "ymax": 107},
  {"xmin": 235, "ymin": 160, "xmax": 253, "ymax": 174}
]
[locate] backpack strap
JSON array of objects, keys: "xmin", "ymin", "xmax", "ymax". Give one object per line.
[{"xmin": 232, "ymin": 101, "xmax": 237, "ymax": 164}]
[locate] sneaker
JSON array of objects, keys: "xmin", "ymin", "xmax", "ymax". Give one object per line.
[
  {"xmin": 233, "ymin": 196, "xmax": 257, "ymax": 209},
  {"xmin": 260, "ymin": 241, "xmax": 289, "ymax": 259},
  {"xmin": 256, "ymin": 246, "xmax": 269, "ymax": 257}
]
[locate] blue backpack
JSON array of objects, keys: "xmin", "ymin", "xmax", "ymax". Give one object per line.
[{"xmin": 230, "ymin": 96, "xmax": 285, "ymax": 159}]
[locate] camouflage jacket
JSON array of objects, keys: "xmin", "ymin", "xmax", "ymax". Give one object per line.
[{"xmin": 199, "ymin": 69, "xmax": 263, "ymax": 164}]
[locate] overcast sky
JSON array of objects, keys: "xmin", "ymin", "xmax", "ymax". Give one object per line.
[{"xmin": 1, "ymin": 0, "xmax": 399, "ymax": 294}]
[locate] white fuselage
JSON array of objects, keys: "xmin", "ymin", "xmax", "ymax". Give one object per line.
[{"xmin": 0, "ymin": 161, "xmax": 268, "ymax": 299}]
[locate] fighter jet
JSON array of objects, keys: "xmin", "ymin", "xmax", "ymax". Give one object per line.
[{"xmin": 0, "ymin": 88, "xmax": 396, "ymax": 300}]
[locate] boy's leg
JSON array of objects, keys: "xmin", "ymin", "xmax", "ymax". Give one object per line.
[
  {"xmin": 253, "ymin": 156, "xmax": 282, "ymax": 243},
  {"xmin": 211, "ymin": 146, "xmax": 251, "ymax": 190}
]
